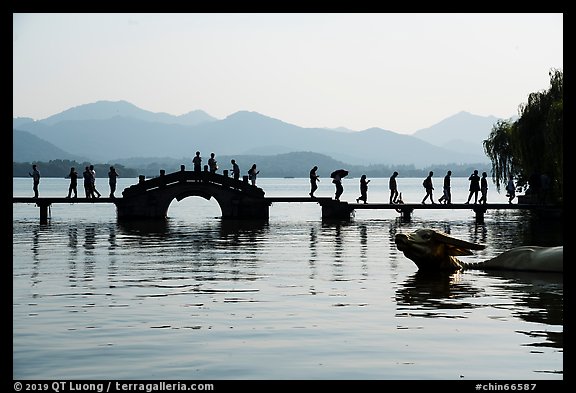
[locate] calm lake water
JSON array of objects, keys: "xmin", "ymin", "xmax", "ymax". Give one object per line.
[{"xmin": 13, "ymin": 176, "xmax": 563, "ymax": 380}]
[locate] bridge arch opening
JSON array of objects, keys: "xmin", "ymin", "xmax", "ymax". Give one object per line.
[{"xmin": 166, "ymin": 192, "xmax": 222, "ymax": 220}]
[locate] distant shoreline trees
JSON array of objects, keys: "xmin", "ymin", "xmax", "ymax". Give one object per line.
[
  {"xmin": 13, "ymin": 156, "xmax": 491, "ymax": 179},
  {"xmin": 13, "ymin": 160, "xmax": 138, "ymax": 178}
]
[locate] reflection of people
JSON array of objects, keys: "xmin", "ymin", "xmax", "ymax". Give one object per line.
[
  {"xmin": 108, "ymin": 166, "xmax": 119, "ymax": 198},
  {"xmin": 29, "ymin": 164, "xmax": 40, "ymax": 198},
  {"xmin": 332, "ymin": 171, "xmax": 344, "ymax": 201},
  {"xmin": 356, "ymin": 175, "xmax": 370, "ymax": 204},
  {"xmin": 248, "ymin": 164, "xmax": 259, "ymax": 186},
  {"xmin": 65, "ymin": 167, "xmax": 78, "ymax": 198},
  {"xmin": 231, "ymin": 159, "xmax": 240, "ymax": 181},
  {"xmin": 478, "ymin": 171, "xmax": 488, "ymax": 204},
  {"xmin": 465, "ymin": 170, "xmax": 480, "ymax": 204},
  {"xmin": 193, "ymin": 151, "xmax": 202, "ymax": 172},
  {"xmin": 389, "ymin": 171, "xmax": 399, "ymax": 204},
  {"xmin": 438, "ymin": 170, "xmax": 451, "ymax": 204},
  {"xmin": 506, "ymin": 175, "xmax": 516, "ymax": 204},
  {"xmin": 309, "ymin": 166, "xmax": 319, "ymax": 197},
  {"xmin": 421, "ymin": 171, "xmax": 435, "ymax": 204},
  {"xmin": 208, "ymin": 153, "xmax": 218, "ymax": 173}
]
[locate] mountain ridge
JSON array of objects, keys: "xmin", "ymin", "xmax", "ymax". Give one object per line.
[
  {"xmin": 13, "ymin": 100, "xmax": 510, "ymax": 167},
  {"xmin": 41, "ymin": 100, "xmax": 217, "ymax": 126}
]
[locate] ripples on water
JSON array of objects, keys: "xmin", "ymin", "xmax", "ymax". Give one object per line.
[{"xmin": 13, "ymin": 178, "xmax": 562, "ymax": 380}]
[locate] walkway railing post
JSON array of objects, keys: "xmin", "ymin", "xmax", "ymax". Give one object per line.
[
  {"xmin": 179, "ymin": 165, "xmax": 186, "ymax": 183},
  {"xmin": 159, "ymin": 169, "xmax": 166, "ymax": 188}
]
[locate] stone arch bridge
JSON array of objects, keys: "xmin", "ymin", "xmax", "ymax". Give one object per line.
[
  {"xmin": 14, "ymin": 168, "xmax": 550, "ymax": 224},
  {"xmin": 116, "ymin": 168, "xmax": 272, "ymax": 220}
]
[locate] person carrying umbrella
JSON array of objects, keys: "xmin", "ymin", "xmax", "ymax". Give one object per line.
[{"xmin": 330, "ymin": 169, "xmax": 348, "ymax": 201}]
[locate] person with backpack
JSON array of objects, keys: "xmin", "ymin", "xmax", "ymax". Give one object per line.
[{"xmin": 421, "ymin": 171, "xmax": 435, "ymax": 204}]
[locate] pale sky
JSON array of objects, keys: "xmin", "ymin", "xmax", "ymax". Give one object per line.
[{"xmin": 13, "ymin": 13, "xmax": 563, "ymax": 134}]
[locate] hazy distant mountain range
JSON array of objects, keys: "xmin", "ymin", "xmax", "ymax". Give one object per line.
[{"xmin": 13, "ymin": 100, "xmax": 512, "ymax": 168}]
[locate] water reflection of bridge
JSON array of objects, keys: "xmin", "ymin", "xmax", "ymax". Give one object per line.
[{"xmin": 13, "ymin": 168, "xmax": 555, "ymax": 224}]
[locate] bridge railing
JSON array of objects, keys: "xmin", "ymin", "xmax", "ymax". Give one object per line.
[{"xmin": 122, "ymin": 168, "xmax": 265, "ymax": 198}]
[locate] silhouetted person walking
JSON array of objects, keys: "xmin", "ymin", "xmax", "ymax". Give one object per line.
[
  {"xmin": 478, "ymin": 171, "xmax": 488, "ymax": 204},
  {"xmin": 438, "ymin": 170, "xmax": 452, "ymax": 204},
  {"xmin": 108, "ymin": 166, "xmax": 119, "ymax": 198},
  {"xmin": 465, "ymin": 170, "xmax": 480, "ymax": 204},
  {"xmin": 248, "ymin": 164, "xmax": 259, "ymax": 186},
  {"xmin": 356, "ymin": 174, "xmax": 370, "ymax": 204},
  {"xmin": 193, "ymin": 151, "xmax": 202, "ymax": 172},
  {"xmin": 89, "ymin": 165, "xmax": 101, "ymax": 198},
  {"xmin": 83, "ymin": 166, "xmax": 93, "ymax": 198},
  {"xmin": 332, "ymin": 171, "xmax": 344, "ymax": 201},
  {"xmin": 421, "ymin": 171, "xmax": 435, "ymax": 204},
  {"xmin": 389, "ymin": 171, "xmax": 399, "ymax": 204},
  {"xmin": 309, "ymin": 166, "xmax": 319, "ymax": 197},
  {"xmin": 506, "ymin": 175, "xmax": 516, "ymax": 204},
  {"xmin": 231, "ymin": 159, "xmax": 240, "ymax": 181},
  {"xmin": 208, "ymin": 153, "xmax": 218, "ymax": 173},
  {"xmin": 29, "ymin": 164, "xmax": 40, "ymax": 198},
  {"xmin": 65, "ymin": 167, "xmax": 78, "ymax": 198}
]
